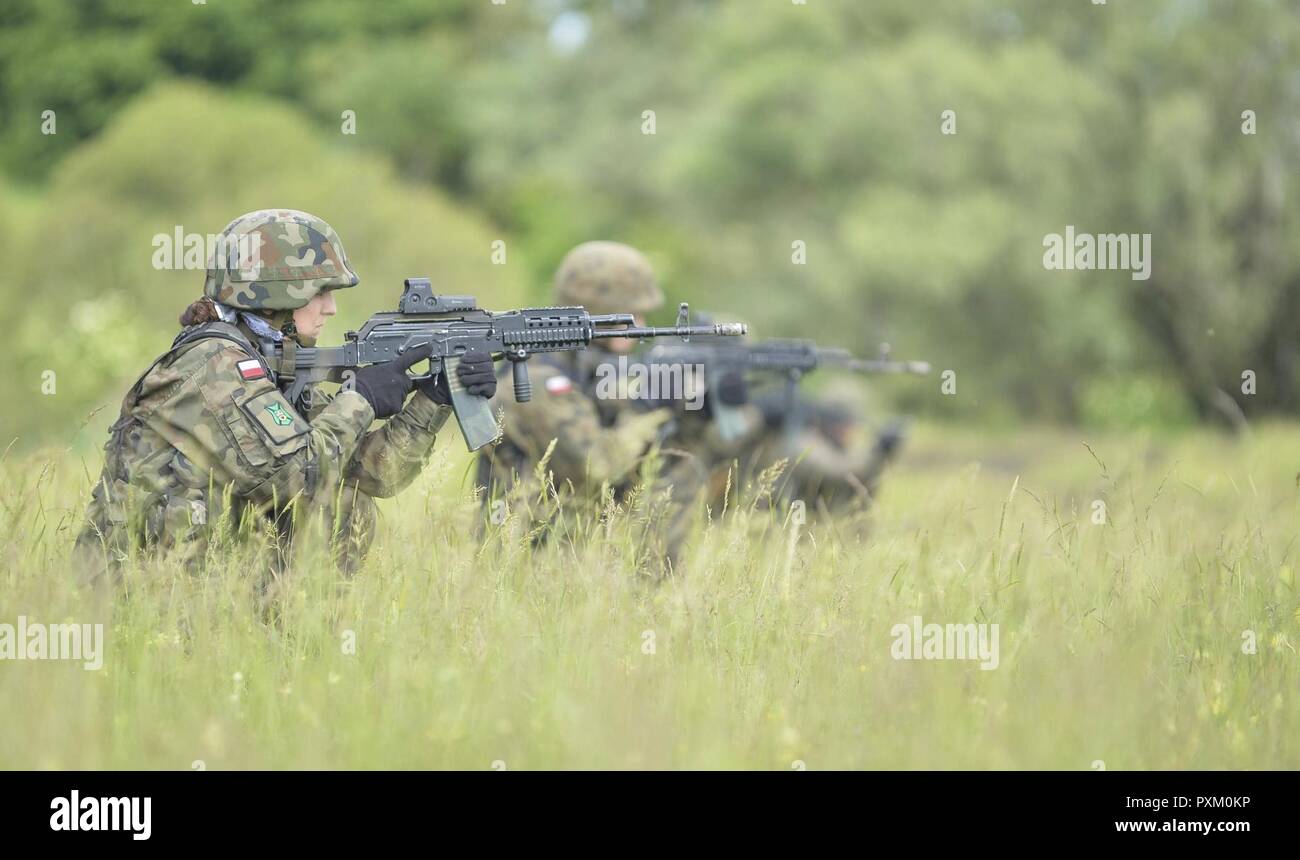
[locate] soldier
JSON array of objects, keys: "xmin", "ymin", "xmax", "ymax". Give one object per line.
[
  {"xmin": 476, "ymin": 241, "xmax": 726, "ymax": 575},
  {"xmin": 75, "ymin": 209, "xmax": 496, "ymax": 584},
  {"xmin": 739, "ymin": 385, "xmax": 907, "ymax": 519}
]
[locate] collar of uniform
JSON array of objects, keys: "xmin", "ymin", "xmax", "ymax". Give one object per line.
[
  {"xmin": 212, "ymin": 301, "xmax": 239, "ymax": 324},
  {"xmin": 237, "ymin": 310, "xmax": 283, "ymax": 343}
]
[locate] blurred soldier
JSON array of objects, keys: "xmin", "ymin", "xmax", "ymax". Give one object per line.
[
  {"xmin": 476, "ymin": 241, "xmax": 729, "ymax": 574},
  {"xmin": 76, "ymin": 208, "xmax": 496, "ymax": 584},
  {"xmin": 739, "ymin": 384, "xmax": 907, "ymax": 518}
]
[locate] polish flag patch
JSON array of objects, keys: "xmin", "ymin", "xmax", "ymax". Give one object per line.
[
  {"xmin": 544, "ymin": 375, "xmax": 574, "ymax": 395},
  {"xmin": 237, "ymin": 359, "xmax": 266, "ymax": 381}
]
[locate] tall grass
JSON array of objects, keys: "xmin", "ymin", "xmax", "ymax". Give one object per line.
[{"xmin": 1, "ymin": 423, "xmax": 1296, "ymax": 769}]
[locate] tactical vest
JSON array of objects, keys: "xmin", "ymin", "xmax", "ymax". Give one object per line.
[{"xmin": 75, "ymin": 322, "xmax": 283, "ymax": 572}]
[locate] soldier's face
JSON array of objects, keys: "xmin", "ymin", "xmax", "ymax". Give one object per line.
[
  {"xmin": 604, "ymin": 315, "xmax": 644, "ymax": 354},
  {"xmin": 293, "ymin": 290, "xmax": 338, "ymax": 340},
  {"xmin": 825, "ymin": 419, "xmax": 852, "ymax": 450}
]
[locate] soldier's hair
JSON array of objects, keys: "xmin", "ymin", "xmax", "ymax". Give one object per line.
[{"xmin": 179, "ymin": 296, "xmax": 222, "ymax": 327}]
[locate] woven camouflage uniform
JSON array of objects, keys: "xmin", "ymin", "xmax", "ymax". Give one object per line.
[
  {"xmin": 729, "ymin": 395, "xmax": 901, "ymax": 519},
  {"xmin": 75, "ymin": 319, "xmax": 451, "ymax": 582},
  {"xmin": 75, "ymin": 209, "xmax": 451, "ymax": 582},
  {"xmin": 478, "ymin": 241, "xmax": 738, "ymax": 574},
  {"xmin": 477, "ymin": 348, "xmax": 741, "ymax": 575}
]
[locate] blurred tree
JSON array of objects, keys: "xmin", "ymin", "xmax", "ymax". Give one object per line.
[
  {"xmin": 450, "ymin": 2, "xmax": 1142, "ymax": 420},
  {"xmin": 1089, "ymin": 0, "xmax": 1300, "ymax": 423},
  {"xmin": 445, "ymin": 0, "xmax": 1298, "ymax": 425},
  {"xmin": 0, "ymin": 0, "xmax": 476, "ymax": 177},
  {"xmin": 0, "ymin": 81, "xmax": 527, "ymax": 446},
  {"xmin": 3, "ymin": 0, "xmax": 1298, "ymax": 429}
]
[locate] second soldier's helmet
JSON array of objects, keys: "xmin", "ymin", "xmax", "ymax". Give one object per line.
[
  {"xmin": 202, "ymin": 209, "xmax": 359, "ymax": 311},
  {"xmin": 553, "ymin": 241, "xmax": 664, "ymax": 315}
]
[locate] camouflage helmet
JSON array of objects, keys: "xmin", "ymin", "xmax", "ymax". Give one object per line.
[
  {"xmin": 202, "ymin": 209, "xmax": 359, "ymax": 311},
  {"xmin": 553, "ymin": 241, "xmax": 663, "ymax": 315}
]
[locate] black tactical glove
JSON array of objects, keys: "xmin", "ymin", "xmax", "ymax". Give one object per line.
[
  {"xmin": 351, "ymin": 343, "xmax": 432, "ymax": 419},
  {"xmin": 714, "ymin": 371, "xmax": 749, "ymax": 406},
  {"xmin": 874, "ymin": 418, "xmax": 908, "ymax": 461},
  {"xmin": 416, "ymin": 349, "xmax": 498, "ymax": 405}
]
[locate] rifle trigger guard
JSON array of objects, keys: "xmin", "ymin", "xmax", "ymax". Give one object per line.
[{"xmin": 397, "ymin": 337, "xmax": 436, "ymax": 381}]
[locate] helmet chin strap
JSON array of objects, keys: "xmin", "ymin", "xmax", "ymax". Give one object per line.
[{"xmin": 268, "ymin": 308, "xmax": 316, "ymax": 348}]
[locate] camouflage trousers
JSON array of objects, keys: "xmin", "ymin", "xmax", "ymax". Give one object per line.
[
  {"xmin": 74, "ymin": 479, "xmax": 381, "ymax": 588},
  {"xmin": 478, "ymin": 445, "xmax": 710, "ymax": 578}
]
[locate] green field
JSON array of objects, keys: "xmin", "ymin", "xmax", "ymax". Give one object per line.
[{"xmin": 1, "ymin": 423, "xmax": 1296, "ymax": 770}]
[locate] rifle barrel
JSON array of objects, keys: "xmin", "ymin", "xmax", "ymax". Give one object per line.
[
  {"xmin": 591, "ymin": 322, "xmax": 748, "ymax": 340},
  {"xmin": 844, "ymin": 359, "xmax": 932, "ymax": 374}
]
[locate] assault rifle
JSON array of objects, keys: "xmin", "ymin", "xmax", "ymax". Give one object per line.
[
  {"xmin": 641, "ymin": 336, "xmax": 930, "ymax": 441},
  {"xmin": 268, "ymin": 278, "xmax": 746, "ymax": 451},
  {"xmin": 644, "ymin": 338, "xmax": 931, "ymax": 379}
]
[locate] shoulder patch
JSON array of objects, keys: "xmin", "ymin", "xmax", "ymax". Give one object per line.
[
  {"xmin": 264, "ymin": 401, "xmax": 294, "ymax": 426},
  {"xmin": 239, "ymin": 388, "xmax": 311, "ymax": 446},
  {"xmin": 237, "ymin": 358, "xmax": 266, "ymax": 380},
  {"xmin": 545, "ymin": 375, "xmax": 574, "ymax": 395}
]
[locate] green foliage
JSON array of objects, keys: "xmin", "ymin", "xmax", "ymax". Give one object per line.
[
  {"xmin": 446, "ymin": 0, "xmax": 1300, "ymax": 423},
  {"xmin": 12, "ymin": 292, "xmax": 156, "ymax": 447},
  {"xmin": 1, "ymin": 81, "xmax": 527, "ymax": 447},
  {"xmin": 3, "ymin": 0, "xmax": 1300, "ymax": 427},
  {"xmin": 0, "ymin": 0, "xmax": 475, "ymax": 176},
  {"xmin": 4, "ymin": 0, "xmax": 1298, "ymax": 775},
  {"xmin": 1078, "ymin": 374, "xmax": 1196, "ymax": 431},
  {"xmin": 303, "ymin": 37, "xmax": 474, "ymax": 190}
]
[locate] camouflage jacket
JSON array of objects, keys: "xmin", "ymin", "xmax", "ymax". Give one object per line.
[
  {"xmin": 736, "ymin": 421, "xmax": 885, "ymax": 514},
  {"xmin": 76, "ymin": 320, "xmax": 452, "ymax": 576},
  {"xmin": 476, "ymin": 349, "xmax": 754, "ymax": 569},
  {"xmin": 478, "ymin": 350, "xmax": 670, "ymax": 496}
]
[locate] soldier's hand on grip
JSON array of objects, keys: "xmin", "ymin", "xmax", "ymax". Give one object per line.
[
  {"xmin": 418, "ymin": 349, "xmax": 497, "ymax": 405},
  {"xmin": 353, "ymin": 343, "xmax": 431, "ymax": 418},
  {"xmin": 457, "ymin": 350, "xmax": 498, "ymax": 399},
  {"xmin": 715, "ymin": 371, "xmax": 749, "ymax": 406}
]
